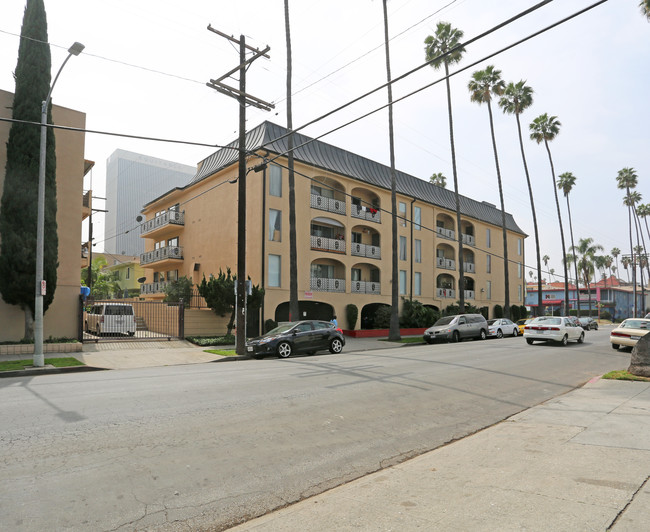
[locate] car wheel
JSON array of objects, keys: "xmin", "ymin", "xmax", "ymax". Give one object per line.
[
  {"xmin": 512, "ymin": 328, "xmax": 518, "ymax": 337},
  {"xmin": 479, "ymin": 329, "xmax": 487, "ymax": 340},
  {"xmin": 577, "ymin": 332, "xmax": 585, "ymax": 344},
  {"xmin": 329, "ymin": 338, "xmax": 343, "ymax": 354},
  {"xmin": 594, "ymin": 324, "xmax": 599, "ymax": 330},
  {"xmin": 611, "ymin": 343, "xmax": 619, "ymax": 350},
  {"xmin": 496, "ymin": 329, "xmax": 503, "ymax": 339},
  {"xmin": 560, "ymin": 334, "xmax": 568, "ymax": 346},
  {"xmin": 526, "ymin": 338, "xmax": 534, "ymax": 345},
  {"xmin": 277, "ymin": 342, "xmax": 292, "ymax": 358},
  {"xmin": 451, "ymin": 331, "xmax": 460, "ymax": 343}
]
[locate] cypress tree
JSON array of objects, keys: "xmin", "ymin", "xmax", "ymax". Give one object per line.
[{"xmin": 0, "ymin": 0, "xmax": 58, "ymax": 339}]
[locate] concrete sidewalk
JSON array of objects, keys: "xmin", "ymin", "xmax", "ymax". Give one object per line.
[{"xmin": 228, "ymin": 377, "xmax": 650, "ymax": 532}]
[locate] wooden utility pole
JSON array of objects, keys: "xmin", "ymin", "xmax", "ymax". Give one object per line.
[{"xmin": 206, "ymin": 26, "xmax": 274, "ymax": 355}]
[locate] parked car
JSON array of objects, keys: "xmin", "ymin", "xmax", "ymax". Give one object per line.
[
  {"xmin": 610, "ymin": 318, "xmax": 650, "ymax": 350},
  {"xmin": 246, "ymin": 320, "xmax": 345, "ymax": 358},
  {"xmin": 487, "ymin": 318, "xmax": 518, "ymax": 338},
  {"xmin": 423, "ymin": 313, "xmax": 488, "ymax": 343},
  {"xmin": 516, "ymin": 318, "xmax": 534, "ymax": 335},
  {"xmin": 523, "ymin": 316, "xmax": 585, "ymax": 346},
  {"xmin": 85, "ymin": 303, "xmax": 136, "ymax": 336},
  {"xmin": 578, "ymin": 317, "xmax": 599, "ymax": 330}
]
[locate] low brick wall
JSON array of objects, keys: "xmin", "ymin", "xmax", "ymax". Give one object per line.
[{"xmin": 0, "ymin": 343, "xmax": 83, "ymax": 357}]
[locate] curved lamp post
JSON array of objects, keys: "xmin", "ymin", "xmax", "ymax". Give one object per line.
[{"xmin": 34, "ymin": 41, "xmax": 84, "ymax": 367}]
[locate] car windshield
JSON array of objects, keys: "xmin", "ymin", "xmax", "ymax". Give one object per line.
[
  {"xmin": 620, "ymin": 320, "xmax": 650, "ymax": 330},
  {"xmin": 532, "ymin": 317, "xmax": 561, "ymax": 325},
  {"xmin": 434, "ymin": 316, "xmax": 456, "ymax": 326},
  {"xmin": 266, "ymin": 324, "xmax": 295, "ymax": 335}
]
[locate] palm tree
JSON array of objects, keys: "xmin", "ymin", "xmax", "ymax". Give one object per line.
[
  {"xmin": 622, "ymin": 256, "xmax": 632, "ymax": 283},
  {"xmin": 499, "ymin": 80, "xmax": 543, "ymax": 315},
  {"xmin": 429, "ymin": 172, "xmax": 447, "ymax": 188},
  {"xmin": 557, "ymin": 172, "xmax": 581, "ymax": 294},
  {"xmin": 530, "ymin": 113, "xmax": 570, "ymax": 315},
  {"xmin": 637, "ymin": 204, "xmax": 650, "ymax": 246},
  {"xmin": 425, "ymin": 22, "xmax": 466, "ymax": 310},
  {"xmin": 549, "ymin": 268, "xmax": 555, "ymax": 282},
  {"xmin": 567, "ymin": 238, "xmax": 604, "ymax": 317},
  {"xmin": 468, "ymin": 65, "xmax": 509, "ymax": 317},
  {"xmin": 284, "ymin": 0, "xmax": 299, "ymax": 324},
  {"xmin": 382, "ymin": 0, "xmax": 400, "ymax": 340},
  {"xmin": 611, "ymin": 247, "xmax": 621, "ymax": 281},
  {"xmin": 641, "ymin": 0, "xmax": 650, "ymax": 20},
  {"xmin": 617, "ymin": 167, "xmax": 639, "ymax": 314}
]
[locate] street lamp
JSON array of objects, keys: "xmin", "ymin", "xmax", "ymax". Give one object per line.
[{"xmin": 34, "ymin": 41, "xmax": 84, "ymax": 367}]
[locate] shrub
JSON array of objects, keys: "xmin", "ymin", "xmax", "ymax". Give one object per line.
[
  {"xmin": 479, "ymin": 306, "xmax": 489, "ymax": 320},
  {"xmin": 373, "ymin": 306, "xmax": 392, "ymax": 328},
  {"xmin": 443, "ymin": 300, "xmax": 481, "ymax": 317},
  {"xmin": 400, "ymin": 298, "xmax": 439, "ymax": 328},
  {"xmin": 164, "ymin": 276, "xmax": 194, "ymax": 305},
  {"xmin": 186, "ymin": 335, "xmax": 235, "ymax": 346},
  {"xmin": 345, "ymin": 304, "xmax": 358, "ymax": 330},
  {"xmin": 510, "ymin": 305, "xmax": 521, "ymax": 321},
  {"xmin": 493, "ymin": 304, "xmax": 503, "ymax": 318},
  {"xmin": 519, "ymin": 305, "xmax": 528, "ymax": 319},
  {"xmin": 264, "ymin": 319, "xmax": 278, "ymax": 333},
  {"xmin": 600, "ymin": 310, "xmax": 612, "ymax": 321}
]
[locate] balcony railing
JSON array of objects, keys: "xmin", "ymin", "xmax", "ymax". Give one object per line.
[
  {"xmin": 350, "ymin": 242, "xmax": 381, "ymax": 259},
  {"xmin": 351, "ymin": 280, "xmax": 380, "ymax": 294},
  {"xmin": 140, "ymin": 210, "xmax": 185, "ymax": 235},
  {"xmin": 310, "ymin": 193, "xmax": 346, "ymax": 215},
  {"xmin": 351, "ymin": 205, "xmax": 381, "ymax": 223},
  {"xmin": 464, "ymin": 290, "xmax": 475, "ymax": 300},
  {"xmin": 463, "ymin": 262, "xmax": 476, "ymax": 273},
  {"xmin": 437, "ymin": 287, "xmax": 456, "ymax": 298},
  {"xmin": 310, "ymin": 277, "xmax": 345, "ymax": 293},
  {"xmin": 140, "ymin": 245, "xmax": 183, "ymax": 265},
  {"xmin": 436, "ymin": 227, "xmax": 455, "ymax": 240},
  {"xmin": 310, "ymin": 235, "xmax": 346, "ymax": 254},
  {"xmin": 141, "ymin": 281, "xmax": 169, "ymax": 294},
  {"xmin": 462, "ymin": 233, "xmax": 475, "ymax": 246},
  {"xmin": 436, "ymin": 257, "xmax": 456, "ymax": 270}
]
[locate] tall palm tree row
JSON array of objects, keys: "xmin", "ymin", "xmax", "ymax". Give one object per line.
[
  {"xmin": 557, "ymin": 172, "xmax": 581, "ymax": 292},
  {"xmin": 611, "ymin": 247, "xmax": 621, "ymax": 281},
  {"xmin": 499, "ymin": 80, "xmax": 543, "ymax": 315},
  {"xmin": 425, "ymin": 22, "xmax": 466, "ymax": 311},
  {"xmin": 567, "ymin": 238, "xmax": 604, "ymax": 317},
  {"xmin": 529, "ymin": 114, "xmax": 570, "ymax": 315},
  {"xmin": 468, "ymin": 65, "xmax": 510, "ymax": 317},
  {"xmin": 625, "ymin": 190, "xmax": 648, "ymax": 311},
  {"xmin": 617, "ymin": 167, "xmax": 639, "ymax": 314}
]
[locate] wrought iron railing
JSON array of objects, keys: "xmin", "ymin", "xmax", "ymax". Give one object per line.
[
  {"xmin": 436, "ymin": 227, "xmax": 455, "ymax": 240},
  {"xmin": 310, "ymin": 235, "xmax": 346, "ymax": 254},
  {"xmin": 464, "ymin": 290, "xmax": 475, "ymax": 300},
  {"xmin": 350, "ymin": 205, "xmax": 381, "ymax": 223},
  {"xmin": 140, "ymin": 210, "xmax": 185, "ymax": 235},
  {"xmin": 436, "ymin": 257, "xmax": 456, "ymax": 270},
  {"xmin": 461, "ymin": 233, "xmax": 475, "ymax": 246},
  {"xmin": 436, "ymin": 287, "xmax": 456, "ymax": 298},
  {"xmin": 350, "ymin": 280, "xmax": 380, "ymax": 294},
  {"xmin": 350, "ymin": 242, "xmax": 381, "ymax": 259},
  {"xmin": 463, "ymin": 262, "xmax": 476, "ymax": 273},
  {"xmin": 140, "ymin": 245, "xmax": 183, "ymax": 265},
  {"xmin": 310, "ymin": 193, "xmax": 346, "ymax": 215},
  {"xmin": 310, "ymin": 277, "xmax": 345, "ymax": 292}
]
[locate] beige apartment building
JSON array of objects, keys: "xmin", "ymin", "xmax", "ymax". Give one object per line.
[
  {"xmin": 0, "ymin": 89, "xmax": 87, "ymax": 342},
  {"xmin": 139, "ymin": 121, "xmax": 526, "ymax": 331}
]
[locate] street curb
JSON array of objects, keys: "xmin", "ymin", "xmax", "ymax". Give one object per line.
[{"xmin": 0, "ymin": 365, "xmax": 107, "ymax": 378}]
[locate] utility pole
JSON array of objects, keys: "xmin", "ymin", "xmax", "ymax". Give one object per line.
[{"xmin": 206, "ymin": 25, "xmax": 274, "ymax": 356}]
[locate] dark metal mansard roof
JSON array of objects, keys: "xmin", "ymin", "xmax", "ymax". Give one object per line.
[{"xmin": 189, "ymin": 121, "xmax": 526, "ymax": 235}]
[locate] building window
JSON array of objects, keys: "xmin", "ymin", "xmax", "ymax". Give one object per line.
[
  {"xmin": 399, "ymin": 270, "xmax": 406, "ymax": 295},
  {"xmin": 486, "ymin": 254, "xmax": 491, "ymax": 273},
  {"xmin": 399, "ymin": 202, "xmax": 407, "ymax": 227},
  {"xmin": 518, "ymin": 262, "xmax": 522, "ymax": 279},
  {"xmin": 269, "ymin": 209, "xmax": 282, "ymax": 241},
  {"xmin": 399, "ymin": 236, "xmax": 407, "ymax": 261},
  {"xmin": 269, "ymin": 255, "xmax": 281, "ymax": 287},
  {"xmin": 415, "ymin": 239, "xmax": 422, "ymax": 263},
  {"xmin": 269, "ymin": 164, "xmax": 282, "ymax": 197},
  {"xmin": 167, "ymin": 269, "xmax": 179, "ymax": 282},
  {"xmin": 351, "ymin": 268, "xmax": 361, "ymax": 281},
  {"xmin": 486, "ymin": 228, "xmax": 491, "ymax": 248},
  {"xmin": 414, "ymin": 206, "xmax": 421, "ymax": 231},
  {"xmin": 486, "ymin": 280, "xmax": 492, "ymax": 300},
  {"xmin": 168, "ymin": 237, "xmax": 179, "ymax": 247},
  {"xmin": 518, "ymin": 284, "xmax": 522, "ymax": 302},
  {"xmin": 414, "ymin": 272, "xmax": 422, "ymax": 296},
  {"xmin": 126, "ymin": 267, "xmax": 131, "ymax": 280},
  {"xmin": 352, "ymin": 231, "xmax": 362, "ymax": 244},
  {"xmin": 517, "ymin": 238, "xmax": 522, "ymax": 256}
]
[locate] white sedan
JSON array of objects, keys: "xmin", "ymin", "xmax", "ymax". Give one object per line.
[
  {"xmin": 610, "ymin": 318, "xmax": 650, "ymax": 350},
  {"xmin": 524, "ymin": 316, "xmax": 585, "ymax": 346},
  {"xmin": 487, "ymin": 318, "xmax": 518, "ymax": 338}
]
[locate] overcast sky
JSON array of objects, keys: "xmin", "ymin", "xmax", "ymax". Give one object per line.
[{"xmin": 0, "ymin": 0, "xmax": 648, "ymax": 284}]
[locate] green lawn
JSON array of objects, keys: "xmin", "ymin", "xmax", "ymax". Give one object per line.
[
  {"xmin": 381, "ymin": 336, "xmax": 424, "ymax": 344},
  {"xmin": 602, "ymin": 370, "xmax": 650, "ymax": 382},
  {"xmin": 0, "ymin": 357, "xmax": 84, "ymax": 372},
  {"xmin": 204, "ymin": 349, "xmax": 238, "ymax": 356}
]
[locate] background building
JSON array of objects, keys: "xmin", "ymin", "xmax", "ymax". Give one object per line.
[{"xmin": 104, "ymin": 149, "xmax": 195, "ymax": 256}]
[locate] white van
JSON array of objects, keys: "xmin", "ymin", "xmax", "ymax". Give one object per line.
[{"xmin": 85, "ymin": 303, "xmax": 136, "ymax": 336}]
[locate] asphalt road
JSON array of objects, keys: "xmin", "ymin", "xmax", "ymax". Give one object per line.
[{"xmin": 0, "ymin": 330, "xmax": 629, "ymax": 531}]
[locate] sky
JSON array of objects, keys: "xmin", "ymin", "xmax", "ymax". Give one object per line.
[{"xmin": 0, "ymin": 0, "xmax": 648, "ymax": 285}]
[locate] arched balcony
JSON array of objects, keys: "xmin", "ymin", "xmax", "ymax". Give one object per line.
[
  {"xmin": 436, "ymin": 273, "xmax": 456, "ymax": 299},
  {"xmin": 436, "ymin": 213, "xmax": 455, "ymax": 240},
  {"xmin": 436, "ymin": 243, "xmax": 456, "ymax": 271},
  {"xmin": 310, "ymin": 177, "xmax": 346, "ymax": 216},
  {"xmin": 461, "ymin": 220, "xmax": 476, "ymax": 246},
  {"xmin": 463, "ymin": 249, "xmax": 476, "ymax": 273},
  {"xmin": 311, "ymin": 217, "xmax": 346, "ymax": 255},
  {"xmin": 310, "ymin": 259, "xmax": 346, "ymax": 293},
  {"xmin": 350, "ymin": 225, "xmax": 381, "ymax": 260},
  {"xmin": 350, "ymin": 187, "xmax": 381, "ymax": 224},
  {"xmin": 464, "ymin": 275, "xmax": 476, "ymax": 300},
  {"xmin": 351, "ymin": 263, "xmax": 381, "ymax": 295}
]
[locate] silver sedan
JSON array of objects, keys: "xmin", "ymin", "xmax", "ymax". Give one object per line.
[{"xmin": 487, "ymin": 318, "xmax": 518, "ymax": 338}]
